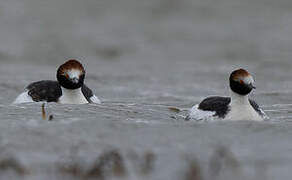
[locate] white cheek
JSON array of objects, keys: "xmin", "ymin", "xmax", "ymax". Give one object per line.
[
  {"xmin": 243, "ymin": 76, "xmax": 254, "ymax": 84},
  {"xmin": 66, "ymin": 69, "xmax": 81, "ymax": 79}
]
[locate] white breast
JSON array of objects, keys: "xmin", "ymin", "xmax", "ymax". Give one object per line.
[
  {"xmin": 58, "ymin": 87, "xmax": 89, "ymax": 104},
  {"xmin": 225, "ymin": 92, "xmax": 263, "ymax": 121},
  {"xmin": 225, "ymin": 104, "xmax": 262, "ymax": 121}
]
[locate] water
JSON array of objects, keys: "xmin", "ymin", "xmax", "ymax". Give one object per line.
[{"xmin": 1, "ymin": 0, "xmax": 292, "ymax": 179}]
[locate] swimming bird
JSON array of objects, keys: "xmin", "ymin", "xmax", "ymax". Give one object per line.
[
  {"xmin": 13, "ymin": 59, "xmax": 101, "ymax": 104},
  {"xmin": 186, "ymin": 69, "xmax": 266, "ymax": 121}
]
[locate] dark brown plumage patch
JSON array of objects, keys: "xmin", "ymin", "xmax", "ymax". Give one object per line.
[
  {"xmin": 230, "ymin": 69, "xmax": 250, "ymax": 81},
  {"xmin": 57, "ymin": 59, "xmax": 85, "ymax": 76}
]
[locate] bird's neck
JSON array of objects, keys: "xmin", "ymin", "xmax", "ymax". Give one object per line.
[
  {"xmin": 59, "ymin": 87, "xmax": 88, "ymax": 104},
  {"xmin": 230, "ymin": 91, "xmax": 250, "ymax": 106}
]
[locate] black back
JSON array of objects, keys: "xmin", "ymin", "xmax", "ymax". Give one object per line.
[
  {"xmin": 27, "ymin": 81, "xmax": 62, "ymax": 102},
  {"xmin": 26, "ymin": 80, "xmax": 94, "ymax": 103},
  {"xmin": 198, "ymin": 96, "xmax": 264, "ymax": 118}
]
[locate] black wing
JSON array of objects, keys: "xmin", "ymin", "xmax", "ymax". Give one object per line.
[
  {"xmin": 198, "ymin": 96, "xmax": 231, "ymax": 118},
  {"xmin": 27, "ymin": 80, "xmax": 62, "ymax": 102},
  {"xmin": 27, "ymin": 80, "xmax": 95, "ymax": 103},
  {"xmin": 81, "ymin": 85, "xmax": 94, "ymax": 103},
  {"xmin": 249, "ymin": 99, "xmax": 265, "ymax": 117}
]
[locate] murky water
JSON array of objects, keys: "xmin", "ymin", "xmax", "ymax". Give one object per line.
[{"xmin": 1, "ymin": 0, "xmax": 292, "ymax": 179}]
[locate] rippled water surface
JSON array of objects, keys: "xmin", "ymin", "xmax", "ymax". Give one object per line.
[{"xmin": 1, "ymin": 0, "xmax": 292, "ymax": 179}]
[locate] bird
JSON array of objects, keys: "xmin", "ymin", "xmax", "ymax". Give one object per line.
[
  {"xmin": 13, "ymin": 59, "xmax": 101, "ymax": 104},
  {"xmin": 186, "ymin": 69, "xmax": 267, "ymax": 121}
]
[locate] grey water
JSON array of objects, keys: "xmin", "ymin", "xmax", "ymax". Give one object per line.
[{"xmin": 1, "ymin": 0, "xmax": 292, "ymax": 179}]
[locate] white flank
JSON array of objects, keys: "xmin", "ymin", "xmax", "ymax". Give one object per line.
[
  {"xmin": 13, "ymin": 91, "xmax": 34, "ymax": 104},
  {"xmin": 187, "ymin": 104, "xmax": 216, "ymax": 120},
  {"xmin": 90, "ymin": 95, "xmax": 101, "ymax": 104}
]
